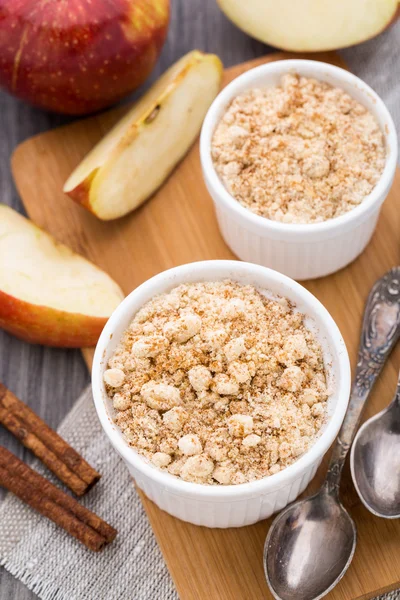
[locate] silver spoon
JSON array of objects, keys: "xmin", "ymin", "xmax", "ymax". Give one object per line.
[
  {"xmin": 264, "ymin": 266, "xmax": 400, "ymax": 600},
  {"xmin": 351, "ymin": 370, "xmax": 400, "ymax": 518}
]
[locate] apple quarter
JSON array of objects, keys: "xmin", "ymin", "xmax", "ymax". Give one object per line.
[{"xmin": 0, "ymin": 205, "xmax": 124, "ymax": 347}]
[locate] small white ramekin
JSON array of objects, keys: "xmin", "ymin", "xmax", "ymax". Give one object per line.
[
  {"xmin": 200, "ymin": 60, "xmax": 398, "ymax": 280},
  {"xmin": 92, "ymin": 260, "xmax": 351, "ymax": 528}
]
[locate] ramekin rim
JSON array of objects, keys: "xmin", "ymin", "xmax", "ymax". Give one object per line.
[
  {"xmin": 92, "ymin": 260, "xmax": 351, "ymax": 499},
  {"xmin": 199, "ymin": 59, "xmax": 398, "ymax": 236}
]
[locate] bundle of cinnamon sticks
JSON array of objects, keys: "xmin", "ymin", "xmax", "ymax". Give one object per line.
[
  {"xmin": 0, "ymin": 383, "xmax": 117, "ymax": 551},
  {"xmin": 0, "ymin": 383, "xmax": 100, "ymax": 495}
]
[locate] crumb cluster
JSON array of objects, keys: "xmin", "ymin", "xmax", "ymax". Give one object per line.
[
  {"xmin": 211, "ymin": 74, "xmax": 385, "ymax": 224},
  {"xmin": 104, "ymin": 281, "xmax": 330, "ymax": 485}
]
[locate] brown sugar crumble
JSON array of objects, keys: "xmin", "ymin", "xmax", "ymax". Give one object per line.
[
  {"xmin": 211, "ymin": 74, "xmax": 386, "ymax": 224},
  {"xmin": 104, "ymin": 281, "xmax": 330, "ymax": 485}
]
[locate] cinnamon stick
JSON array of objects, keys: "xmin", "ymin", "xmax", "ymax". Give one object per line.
[
  {"xmin": 0, "ymin": 407, "xmax": 89, "ymax": 496},
  {"xmin": 0, "ymin": 446, "xmax": 117, "ymax": 551},
  {"xmin": 0, "ymin": 383, "xmax": 100, "ymax": 495}
]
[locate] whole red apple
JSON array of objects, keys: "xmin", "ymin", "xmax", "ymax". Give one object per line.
[{"xmin": 0, "ymin": 0, "xmax": 169, "ymax": 115}]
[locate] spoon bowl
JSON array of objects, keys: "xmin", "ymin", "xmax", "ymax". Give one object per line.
[
  {"xmin": 264, "ymin": 489, "xmax": 356, "ymax": 600},
  {"xmin": 351, "ymin": 381, "xmax": 400, "ymax": 519}
]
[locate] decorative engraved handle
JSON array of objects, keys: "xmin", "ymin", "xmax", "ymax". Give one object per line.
[{"xmin": 325, "ymin": 267, "xmax": 400, "ymax": 495}]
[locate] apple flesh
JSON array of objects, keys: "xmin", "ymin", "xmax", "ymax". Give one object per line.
[
  {"xmin": 217, "ymin": 0, "xmax": 399, "ymax": 52},
  {"xmin": 0, "ymin": 0, "xmax": 169, "ymax": 115},
  {"xmin": 64, "ymin": 50, "xmax": 223, "ymax": 220},
  {"xmin": 0, "ymin": 205, "xmax": 124, "ymax": 347}
]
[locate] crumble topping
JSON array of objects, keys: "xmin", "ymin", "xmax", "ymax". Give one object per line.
[
  {"xmin": 211, "ymin": 74, "xmax": 386, "ymax": 224},
  {"xmin": 104, "ymin": 280, "xmax": 330, "ymax": 485}
]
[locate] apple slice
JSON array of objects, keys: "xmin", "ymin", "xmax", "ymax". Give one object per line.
[
  {"xmin": 217, "ymin": 0, "xmax": 399, "ymax": 52},
  {"xmin": 0, "ymin": 205, "xmax": 124, "ymax": 347},
  {"xmin": 64, "ymin": 50, "xmax": 223, "ymax": 220}
]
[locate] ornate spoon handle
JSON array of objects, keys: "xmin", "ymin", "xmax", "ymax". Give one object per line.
[{"xmin": 325, "ymin": 267, "xmax": 400, "ymax": 494}]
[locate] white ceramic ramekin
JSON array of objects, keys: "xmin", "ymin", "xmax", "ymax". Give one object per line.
[
  {"xmin": 200, "ymin": 60, "xmax": 398, "ymax": 280},
  {"xmin": 92, "ymin": 260, "xmax": 351, "ymax": 528}
]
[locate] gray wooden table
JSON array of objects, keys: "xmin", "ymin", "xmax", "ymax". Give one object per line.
[{"xmin": 0, "ymin": 2, "xmax": 271, "ymax": 598}]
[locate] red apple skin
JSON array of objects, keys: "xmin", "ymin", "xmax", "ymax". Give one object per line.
[
  {"xmin": 0, "ymin": 0, "xmax": 169, "ymax": 115},
  {"xmin": 68, "ymin": 174, "xmax": 94, "ymax": 211},
  {"xmin": 0, "ymin": 289, "xmax": 109, "ymax": 347}
]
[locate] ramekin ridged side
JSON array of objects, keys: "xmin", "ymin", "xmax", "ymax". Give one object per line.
[
  {"xmin": 212, "ymin": 204, "xmax": 382, "ymax": 280},
  {"xmin": 92, "ymin": 261, "xmax": 350, "ymax": 528},
  {"xmin": 123, "ymin": 458, "xmax": 320, "ymax": 527},
  {"xmin": 200, "ymin": 60, "xmax": 397, "ymax": 280}
]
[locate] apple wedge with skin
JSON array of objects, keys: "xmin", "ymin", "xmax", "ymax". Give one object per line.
[
  {"xmin": 64, "ymin": 50, "xmax": 223, "ymax": 220},
  {"xmin": 0, "ymin": 205, "xmax": 124, "ymax": 347},
  {"xmin": 217, "ymin": 0, "xmax": 399, "ymax": 52}
]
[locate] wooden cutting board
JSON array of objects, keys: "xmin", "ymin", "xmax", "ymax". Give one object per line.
[{"xmin": 11, "ymin": 52, "xmax": 400, "ymax": 600}]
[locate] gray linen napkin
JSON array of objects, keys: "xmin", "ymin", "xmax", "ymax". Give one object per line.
[
  {"xmin": 1, "ymin": 20, "xmax": 399, "ymax": 600},
  {"xmin": 0, "ymin": 386, "xmax": 178, "ymax": 600}
]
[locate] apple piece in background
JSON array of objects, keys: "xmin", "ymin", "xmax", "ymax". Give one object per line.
[
  {"xmin": 0, "ymin": 205, "xmax": 124, "ymax": 347},
  {"xmin": 217, "ymin": 0, "xmax": 399, "ymax": 52},
  {"xmin": 63, "ymin": 50, "xmax": 223, "ymax": 221},
  {"xmin": 0, "ymin": 0, "xmax": 169, "ymax": 115}
]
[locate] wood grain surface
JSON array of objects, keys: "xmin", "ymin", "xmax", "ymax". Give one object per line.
[{"xmin": 10, "ymin": 50, "xmax": 400, "ymax": 600}]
